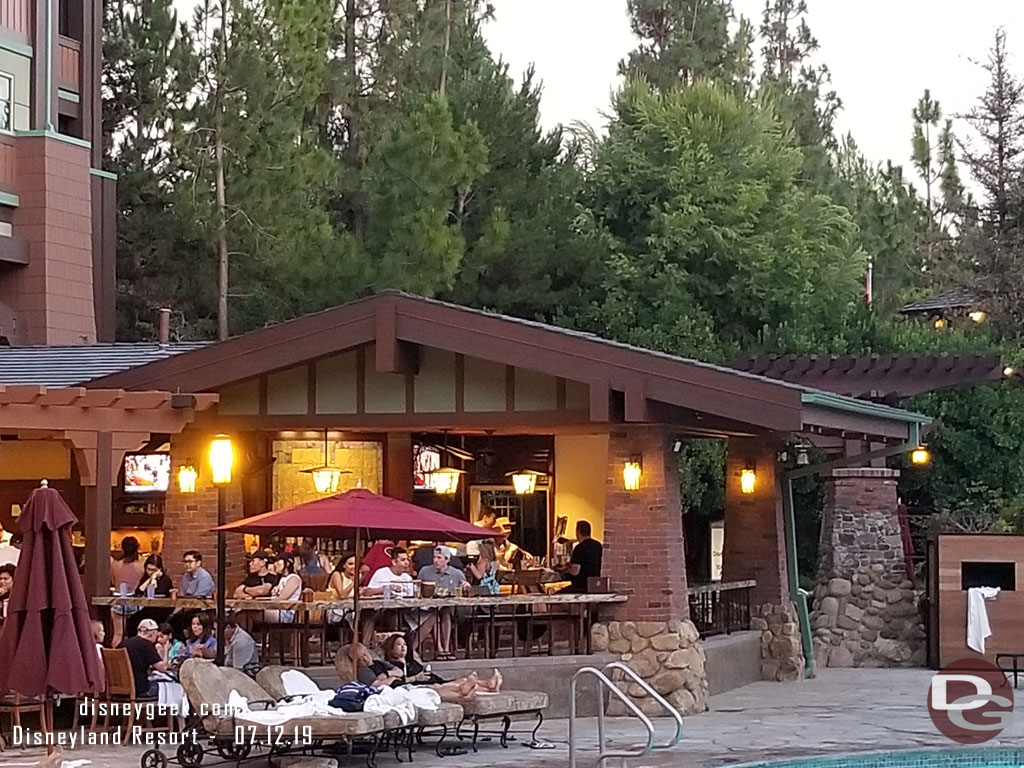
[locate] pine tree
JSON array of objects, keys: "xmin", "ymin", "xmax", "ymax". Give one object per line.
[
  {"xmin": 619, "ymin": 0, "xmax": 737, "ymax": 89},
  {"xmin": 911, "ymin": 90, "xmax": 964, "ymax": 267},
  {"xmin": 103, "ymin": 0, "xmax": 203, "ymax": 340}
]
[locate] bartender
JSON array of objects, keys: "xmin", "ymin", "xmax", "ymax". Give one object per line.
[{"xmin": 493, "ymin": 517, "xmax": 534, "ymax": 570}]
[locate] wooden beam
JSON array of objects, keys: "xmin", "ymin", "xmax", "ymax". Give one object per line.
[
  {"xmin": 83, "ymin": 432, "xmax": 114, "ymax": 599},
  {"xmin": 383, "ymin": 433, "xmax": 414, "ymax": 501},
  {"xmin": 375, "ymin": 301, "xmax": 419, "ymax": 374},
  {"xmin": 624, "ymin": 383, "xmax": 647, "ymax": 422},
  {"xmin": 589, "ymin": 380, "xmax": 610, "ymax": 423}
]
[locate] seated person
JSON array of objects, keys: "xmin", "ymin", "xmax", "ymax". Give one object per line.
[
  {"xmin": 264, "ymin": 555, "xmax": 303, "ymax": 623},
  {"xmin": 233, "ymin": 551, "xmax": 279, "ymax": 598},
  {"xmin": 179, "ymin": 550, "xmax": 215, "ymax": 598},
  {"xmin": 364, "ymin": 547, "xmax": 430, "ymax": 648},
  {"xmin": 417, "ymin": 546, "xmax": 466, "ymax": 659},
  {"xmin": 224, "ymin": 618, "xmax": 259, "ymax": 670},
  {"xmin": 354, "ymin": 637, "xmax": 502, "ymax": 703},
  {"xmin": 465, "ymin": 540, "xmax": 500, "ymax": 596},
  {"xmin": 0, "ymin": 563, "xmax": 14, "ymax": 619},
  {"xmin": 155, "ymin": 622, "xmax": 184, "ymax": 665},
  {"xmin": 135, "ymin": 554, "xmax": 174, "ymax": 597},
  {"xmin": 118, "ymin": 618, "xmax": 168, "ymax": 697},
  {"xmin": 181, "ymin": 613, "xmax": 217, "ymax": 660},
  {"xmin": 327, "ymin": 553, "xmax": 357, "ymax": 625}
]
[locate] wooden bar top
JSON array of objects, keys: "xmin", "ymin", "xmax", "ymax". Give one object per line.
[{"xmin": 91, "ymin": 592, "xmax": 627, "ymax": 611}]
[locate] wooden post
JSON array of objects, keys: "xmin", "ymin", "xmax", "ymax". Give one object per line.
[{"xmin": 83, "ymin": 432, "xmax": 113, "ymax": 599}]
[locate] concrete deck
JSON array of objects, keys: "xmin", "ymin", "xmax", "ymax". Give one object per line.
[{"xmin": 1, "ymin": 669, "xmax": 1019, "ymax": 767}]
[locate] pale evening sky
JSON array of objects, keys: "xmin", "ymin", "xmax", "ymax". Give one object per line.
[{"xmin": 170, "ymin": 0, "xmax": 1024, "ymax": 178}]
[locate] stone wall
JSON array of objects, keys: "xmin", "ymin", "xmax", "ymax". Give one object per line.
[
  {"xmin": 592, "ymin": 619, "xmax": 709, "ymax": 716},
  {"xmin": 753, "ymin": 601, "xmax": 806, "ymax": 681},
  {"xmin": 811, "ymin": 468, "xmax": 925, "ymax": 667}
]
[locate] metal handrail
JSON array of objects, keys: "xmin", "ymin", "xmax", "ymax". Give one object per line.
[
  {"xmin": 602, "ymin": 662, "xmax": 684, "ymax": 749},
  {"xmin": 570, "ymin": 666, "xmax": 655, "ymax": 768}
]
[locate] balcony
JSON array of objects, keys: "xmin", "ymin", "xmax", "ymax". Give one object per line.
[{"xmin": 58, "ymin": 36, "xmax": 81, "ymax": 95}]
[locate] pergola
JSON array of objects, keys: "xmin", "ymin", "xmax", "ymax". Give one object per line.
[{"xmin": 0, "ymin": 384, "xmax": 218, "ymax": 595}]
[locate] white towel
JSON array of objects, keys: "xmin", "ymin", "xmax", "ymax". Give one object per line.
[
  {"xmin": 967, "ymin": 586, "xmax": 1000, "ymax": 653},
  {"xmin": 364, "ymin": 685, "xmax": 440, "ymax": 726},
  {"xmin": 281, "ymin": 669, "xmax": 321, "ymax": 696}
]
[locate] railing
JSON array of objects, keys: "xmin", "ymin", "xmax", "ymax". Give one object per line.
[
  {"xmin": 568, "ymin": 661, "xmax": 684, "ymax": 768},
  {"xmin": 58, "ymin": 36, "xmax": 81, "ymax": 93},
  {"xmin": 687, "ymin": 579, "xmax": 755, "ymax": 638}
]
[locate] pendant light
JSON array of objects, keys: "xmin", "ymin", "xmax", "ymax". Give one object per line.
[{"xmin": 302, "ymin": 429, "xmax": 351, "ymax": 493}]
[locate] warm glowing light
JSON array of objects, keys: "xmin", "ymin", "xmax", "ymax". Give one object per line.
[
  {"xmin": 509, "ymin": 471, "xmax": 541, "ymax": 495},
  {"xmin": 623, "ymin": 460, "xmax": 642, "ymax": 491},
  {"xmin": 209, "ymin": 436, "xmax": 233, "ymax": 485},
  {"xmin": 430, "ymin": 468, "xmax": 464, "ymax": 495},
  {"xmin": 934, "ymin": 318, "xmax": 947, "ymax": 329},
  {"xmin": 969, "ymin": 310, "xmax": 987, "ymax": 323},
  {"xmin": 740, "ymin": 468, "xmax": 756, "ymax": 494},
  {"xmin": 177, "ymin": 464, "xmax": 198, "ymax": 494},
  {"xmin": 910, "ymin": 447, "xmax": 931, "ymax": 466},
  {"xmin": 1004, "ymin": 366, "xmax": 1015, "ymax": 377},
  {"xmin": 308, "ymin": 467, "xmax": 344, "ymax": 494}
]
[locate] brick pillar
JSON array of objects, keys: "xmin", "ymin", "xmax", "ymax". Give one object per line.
[
  {"xmin": 722, "ymin": 437, "xmax": 787, "ymax": 607},
  {"xmin": 811, "ymin": 468, "xmax": 924, "ymax": 668},
  {"xmin": 723, "ymin": 437, "xmax": 805, "ymax": 682},
  {"xmin": 164, "ymin": 431, "xmax": 246, "ymax": 593},
  {"xmin": 1, "ymin": 136, "xmax": 97, "ymax": 344},
  {"xmin": 593, "ymin": 424, "xmax": 708, "ymax": 717}
]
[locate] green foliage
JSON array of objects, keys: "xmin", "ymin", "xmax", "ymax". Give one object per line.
[{"xmin": 585, "ymin": 80, "xmax": 862, "ymax": 358}]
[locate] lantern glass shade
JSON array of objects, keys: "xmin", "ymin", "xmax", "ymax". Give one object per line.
[
  {"xmin": 303, "ymin": 466, "xmax": 347, "ymax": 494},
  {"xmin": 509, "ymin": 470, "xmax": 542, "ymax": 495},
  {"xmin": 177, "ymin": 464, "xmax": 198, "ymax": 494},
  {"xmin": 910, "ymin": 447, "xmax": 931, "ymax": 466},
  {"xmin": 740, "ymin": 468, "xmax": 756, "ymax": 494},
  {"xmin": 969, "ymin": 310, "xmax": 987, "ymax": 323},
  {"xmin": 430, "ymin": 468, "xmax": 463, "ymax": 495},
  {"xmin": 623, "ymin": 460, "xmax": 642, "ymax": 491},
  {"xmin": 209, "ymin": 436, "xmax": 233, "ymax": 485}
]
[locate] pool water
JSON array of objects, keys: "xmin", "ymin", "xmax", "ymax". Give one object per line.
[{"xmin": 734, "ymin": 749, "xmax": 1024, "ymax": 768}]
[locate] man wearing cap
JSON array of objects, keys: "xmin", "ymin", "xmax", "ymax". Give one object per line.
[
  {"xmin": 118, "ymin": 619, "xmax": 168, "ymax": 698},
  {"xmin": 233, "ymin": 551, "xmax": 280, "ymax": 599},
  {"xmin": 418, "ymin": 547, "xmax": 467, "ymax": 659}
]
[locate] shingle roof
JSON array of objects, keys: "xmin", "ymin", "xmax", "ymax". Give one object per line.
[
  {"xmin": 0, "ymin": 343, "xmax": 210, "ymax": 386},
  {"xmin": 899, "ymin": 287, "xmax": 979, "ymax": 315}
]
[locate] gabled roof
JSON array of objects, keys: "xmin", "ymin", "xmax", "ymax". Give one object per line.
[
  {"xmin": 734, "ymin": 354, "xmax": 1008, "ymax": 401},
  {"xmin": 86, "ymin": 292, "xmax": 928, "ymax": 440},
  {"xmin": 0, "ymin": 343, "xmax": 209, "ymax": 386},
  {"xmin": 900, "ymin": 288, "xmax": 979, "ymax": 315}
]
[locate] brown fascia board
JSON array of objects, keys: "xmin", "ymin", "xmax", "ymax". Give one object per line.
[{"xmin": 87, "ymin": 293, "xmax": 808, "ymax": 432}]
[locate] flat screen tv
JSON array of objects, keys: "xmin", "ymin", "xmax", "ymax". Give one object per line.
[
  {"xmin": 413, "ymin": 444, "xmax": 441, "ymax": 490},
  {"xmin": 124, "ymin": 453, "xmax": 171, "ymax": 493}
]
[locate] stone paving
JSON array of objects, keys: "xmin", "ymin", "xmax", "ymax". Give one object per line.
[{"xmin": 1, "ymin": 669, "xmax": 1020, "ymax": 768}]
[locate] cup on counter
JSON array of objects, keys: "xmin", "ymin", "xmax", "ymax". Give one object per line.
[
  {"xmin": 421, "ymin": 581, "xmax": 436, "ymax": 598},
  {"xmin": 118, "ymin": 582, "xmax": 130, "ymax": 597},
  {"xmin": 169, "ymin": 588, "xmax": 179, "ymax": 600}
]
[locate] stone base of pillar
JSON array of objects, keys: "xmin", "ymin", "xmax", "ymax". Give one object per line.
[
  {"xmin": 810, "ymin": 568, "xmax": 925, "ymax": 668},
  {"xmin": 591, "ymin": 620, "xmax": 709, "ymax": 716},
  {"xmin": 753, "ymin": 601, "xmax": 807, "ymax": 682}
]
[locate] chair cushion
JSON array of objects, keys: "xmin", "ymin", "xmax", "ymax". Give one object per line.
[
  {"xmin": 459, "ymin": 690, "xmax": 548, "ymax": 717},
  {"xmin": 415, "ymin": 702, "xmax": 464, "ymax": 726}
]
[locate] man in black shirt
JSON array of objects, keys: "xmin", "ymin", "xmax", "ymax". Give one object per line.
[
  {"xmin": 232, "ymin": 551, "xmax": 280, "ymax": 598},
  {"xmin": 561, "ymin": 520, "xmax": 603, "ymax": 594},
  {"xmin": 118, "ymin": 618, "xmax": 168, "ymax": 697}
]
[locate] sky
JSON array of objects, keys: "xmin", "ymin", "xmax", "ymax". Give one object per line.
[{"xmin": 169, "ymin": 0, "xmax": 1024, "ymax": 173}]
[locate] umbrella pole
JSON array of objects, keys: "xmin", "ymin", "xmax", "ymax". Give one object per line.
[{"xmin": 352, "ymin": 528, "xmax": 362, "ymax": 682}]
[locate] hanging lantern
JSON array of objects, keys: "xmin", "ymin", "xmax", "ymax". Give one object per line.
[
  {"xmin": 507, "ymin": 470, "xmax": 543, "ymax": 495},
  {"xmin": 302, "ymin": 429, "xmax": 350, "ymax": 493},
  {"xmin": 429, "ymin": 467, "xmax": 464, "ymax": 495}
]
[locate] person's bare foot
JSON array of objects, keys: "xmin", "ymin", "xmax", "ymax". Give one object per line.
[
  {"xmin": 490, "ymin": 668, "xmax": 503, "ymax": 692},
  {"xmin": 39, "ymin": 746, "xmax": 64, "ymax": 768}
]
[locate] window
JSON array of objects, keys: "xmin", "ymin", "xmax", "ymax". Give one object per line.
[
  {"xmin": 961, "ymin": 561, "xmax": 1016, "ymax": 591},
  {"xmin": 0, "ymin": 74, "xmax": 11, "ymax": 132}
]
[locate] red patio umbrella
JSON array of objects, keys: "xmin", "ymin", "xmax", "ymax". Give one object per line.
[
  {"xmin": 0, "ymin": 481, "xmax": 102, "ymax": 698},
  {"xmin": 213, "ymin": 488, "xmax": 492, "ymax": 675}
]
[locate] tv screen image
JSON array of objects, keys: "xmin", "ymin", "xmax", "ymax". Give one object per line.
[
  {"xmin": 124, "ymin": 454, "xmax": 171, "ymax": 493},
  {"xmin": 413, "ymin": 444, "xmax": 441, "ymax": 490}
]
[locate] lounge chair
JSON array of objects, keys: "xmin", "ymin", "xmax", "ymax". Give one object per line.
[
  {"xmin": 258, "ymin": 664, "xmax": 465, "ymax": 759},
  {"xmin": 143, "ymin": 659, "xmax": 396, "ymax": 768}
]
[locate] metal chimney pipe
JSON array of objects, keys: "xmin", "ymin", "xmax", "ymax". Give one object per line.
[{"xmin": 158, "ymin": 308, "xmax": 171, "ymax": 346}]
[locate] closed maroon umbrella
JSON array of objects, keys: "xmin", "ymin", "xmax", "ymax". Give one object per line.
[{"xmin": 0, "ymin": 481, "xmax": 102, "ymax": 698}]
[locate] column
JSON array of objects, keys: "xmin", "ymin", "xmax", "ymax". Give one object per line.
[
  {"xmin": 722, "ymin": 436, "xmax": 805, "ymax": 682},
  {"xmin": 82, "ymin": 431, "xmax": 113, "ymax": 599},
  {"xmin": 383, "ymin": 433, "xmax": 413, "ymax": 501},
  {"xmin": 811, "ymin": 468, "xmax": 924, "ymax": 668},
  {"xmin": 592, "ymin": 424, "xmax": 708, "ymax": 716}
]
